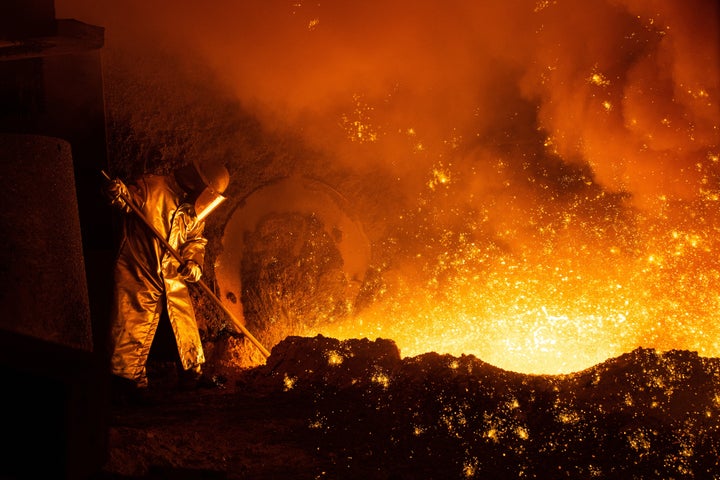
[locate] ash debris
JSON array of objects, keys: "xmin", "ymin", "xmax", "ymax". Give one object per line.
[{"xmin": 243, "ymin": 336, "xmax": 720, "ymax": 479}]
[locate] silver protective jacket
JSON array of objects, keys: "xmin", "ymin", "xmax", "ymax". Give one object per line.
[{"xmin": 110, "ymin": 174, "xmax": 207, "ymax": 385}]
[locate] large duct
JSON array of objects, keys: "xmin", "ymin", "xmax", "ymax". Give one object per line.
[{"xmin": 214, "ymin": 175, "xmax": 371, "ymax": 365}]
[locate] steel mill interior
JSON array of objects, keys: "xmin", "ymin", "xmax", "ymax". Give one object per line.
[{"xmin": 0, "ymin": 1, "xmax": 718, "ymax": 479}]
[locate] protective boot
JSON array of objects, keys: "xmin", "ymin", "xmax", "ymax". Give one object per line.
[{"xmin": 177, "ymin": 364, "xmax": 209, "ymax": 390}]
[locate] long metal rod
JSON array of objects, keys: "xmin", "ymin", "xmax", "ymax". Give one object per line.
[{"xmin": 102, "ymin": 170, "xmax": 271, "ymax": 358}]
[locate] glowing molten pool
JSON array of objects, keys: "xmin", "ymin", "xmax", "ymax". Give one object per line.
[
  {"xmin": 315, "ymin": 260, "xmax": 720, "ymax": 375},
  {"xmin": 312, "ymin": 178, "xmax": 720, "ymax": 375}
]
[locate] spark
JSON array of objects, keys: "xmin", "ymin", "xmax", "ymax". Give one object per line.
[
  {"xmin": 534, "ymin": 0, "xmax": 557, "ymax": 13},
  {"xmin": 326, "ymin": 350, "xmax": 344, "ymax": 365},
  {"xmin": 463, "ymin": 460, "xmax": 479, "ymax": 477},
  {"xmin": 283, "ymin": 374, "xmax": 297, "ymax": 391},
  {"xmin": 428, "ymin": 164, "xmax": 451, "ymax": 190},
  {"xmin": 341, "ymin": 94, "xmax": 379, "ymax": 143},
  {"xmin": 557, "ymin": 410, "xmax": 580, "ymax": 424},
  {"xmin": 589, "ymin": 72, "xmax": 610, "ymax": 87},
  {"xmin": 371, "ymin": 371, "xmax": 390, "ymax": 388}
]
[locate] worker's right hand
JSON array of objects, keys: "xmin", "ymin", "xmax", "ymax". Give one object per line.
[
  {"xmin": 104, "ymin": 178, "xmax": 129, "ymax": 209},
  {"xmin": 178, "ymin": 260, "xmax": 202, "ymax": 283}
]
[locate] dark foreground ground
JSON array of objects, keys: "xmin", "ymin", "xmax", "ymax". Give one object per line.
[{"xmin": 95, "ymin": 336, "xmax": 720, "ymax": 480}]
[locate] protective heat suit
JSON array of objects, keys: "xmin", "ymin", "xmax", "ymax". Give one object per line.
[{"xmin": 107, "ymin": 166, "xmax": 226, "ymax": 388}]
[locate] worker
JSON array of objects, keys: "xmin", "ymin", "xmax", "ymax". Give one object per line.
[{"xmin": 104, "ymin": 160, "xmax": 230, "ymax": 393}]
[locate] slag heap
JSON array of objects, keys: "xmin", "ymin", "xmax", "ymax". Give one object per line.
[{"xmin": 248, "ymin": 335, "xmax": 720, "ymax": 478}]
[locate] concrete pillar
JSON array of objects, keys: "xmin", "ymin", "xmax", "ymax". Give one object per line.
[{"xmin": 0, "ymin": 133, "xmax": 105, "ymax": 480}]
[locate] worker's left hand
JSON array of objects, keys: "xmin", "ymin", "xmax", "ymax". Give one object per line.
[
  {"xmin": 103, "ymin": 178, "xmax": 129, "ymax": 209},
  {"xmin": 178, "ymin": 260, "xmax": 202, "ymax": 283}
]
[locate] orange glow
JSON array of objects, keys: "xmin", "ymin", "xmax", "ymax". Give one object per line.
[
  {"xmin": 54, "ymin": 0, "xmax": 720, "ymax": 374},
  {"xmin": 311, "ymin": 163, "xmax": 720, "ymax": 374}
]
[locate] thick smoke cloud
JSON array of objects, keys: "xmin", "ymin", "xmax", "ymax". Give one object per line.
[
  {"xmin": 523, "ymin": 0, "xmax": 720, "ymax": 204},
  {"xmin": 56, "ymin": 0, "xmax": 719, "ymax": 372},
  {"xmin": 57, "ymin": 0, "xmax": 718, "ymax": 206}
]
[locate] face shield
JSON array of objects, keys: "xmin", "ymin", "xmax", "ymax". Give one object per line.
[
  {"xmin": 194, "ymin": 187, "xmax": 226, "ymax": 221},
  {"xmin": 188, "ymin": 160, "xmax": 230, "ymax": 221}
]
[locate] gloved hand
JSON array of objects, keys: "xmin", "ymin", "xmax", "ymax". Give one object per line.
[
  {"xmin": 178, "ymin": 260, "xmax": 202, "ymax": 283},
  {"xmin": 104, "ymin": 178, "xmax": 129, "ymax": 209}
]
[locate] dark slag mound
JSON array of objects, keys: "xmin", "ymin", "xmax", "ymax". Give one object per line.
[{"xmin": 246, "ymin": 335, "xmax": 720, "ymax": 479}]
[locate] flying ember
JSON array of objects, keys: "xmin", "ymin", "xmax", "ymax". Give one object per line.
[
  {"xmin": 313, "ymin": 158, "xmax": 720, "ymax": 375},
  {"xmin": 56, "ymin": 0, "xmax": 719, "ymax": 375}
]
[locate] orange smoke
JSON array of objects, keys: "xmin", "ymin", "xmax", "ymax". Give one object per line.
[{"xmin": 56, "ymin": 0, "xmax": 719, "ymax": 373}]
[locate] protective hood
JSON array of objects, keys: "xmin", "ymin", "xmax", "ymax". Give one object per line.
[
  {"xmin": 191, "ymin": 160, "xmax": 230, "ymax": 221},
  {"xmin": 194, "ymin": 187, "xmax": 226, "ymax": 221}
]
